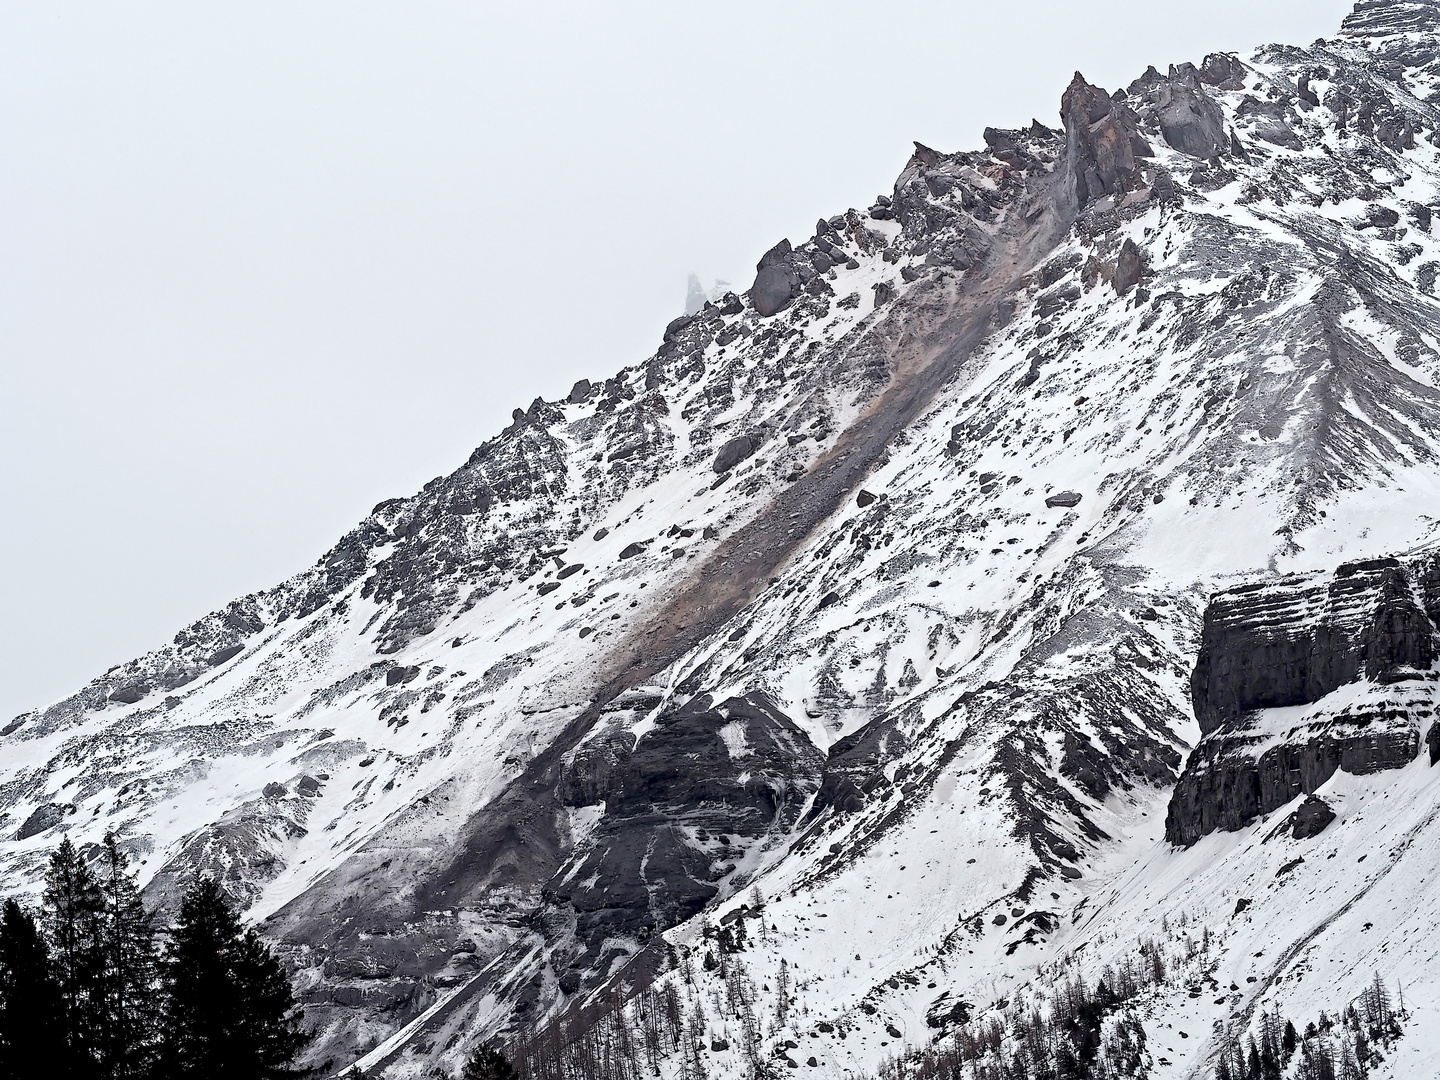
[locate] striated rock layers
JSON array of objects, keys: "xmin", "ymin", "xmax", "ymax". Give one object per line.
[{"xmin": 1168, "ymin": 555, "xmax": 1440, "ymax": 845}]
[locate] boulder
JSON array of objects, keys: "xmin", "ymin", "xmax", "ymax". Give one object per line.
[
  {"xmin": 713, "ymin": 435, "xmax": 758, "ymax": 474},
  {"xmin": 1253, "ymin": 119, "xmax": 1304, "ymax": 150},
  {"xmin": 108, "ymin": 683, "xmax": 148, "ymax": 705},
  {"xmin": 15, "ymin": 802, "xmax": 68, "ymax": 841},
  {"xmin": 663, "ymin": 314, "xmax": 693, "ymax": 343},
  {"xmin": 856, "ymin": 490, "xmax": 877, "ymax": 508},
  {"xmin": 209, "ymin": 643, "xmax": 245, "ymax": 667},
  {"xmin": 296, "ymin": 775, "xmax": 323, "ymax": 797},
  {"xmin": 1045, "ymin": 491, "xmax": 1083, "ymax": 508},
  {"xmin": 1157, "ymin": 71, "xmax": 1228, "ymax": 159},
  {"xmin": 386, "ymin": 665, "xmax": 421, "ymax": 686},
  {"xmin": 1198, "ymin": 52, "xmax": 1247, "ymax": 91},
  {"xmin": 1113, "ymin": 238, "xmax": 1145, "ymax": 295},
  {"xmin": 618, "ymin": 542, "xmax": 646, "ymax": 560},
  {"xmin": 1288, "ymin": 796, "xmax": 1336, "ymax": 839},
  {"xmin": 750, "ymin": 240, "xmax": 800, "ymax": 317}
]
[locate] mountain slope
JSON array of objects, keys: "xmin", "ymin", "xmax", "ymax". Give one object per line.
[{"xmin": 9, "ymin": 3, "xmax": 1440, "ymax": 1078}]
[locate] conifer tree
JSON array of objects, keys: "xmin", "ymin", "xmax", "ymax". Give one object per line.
[
  {"xmin": 460, "ymin": 1043, "xmax": 518, "ymax": 1080},
  {"xmin": 158, "ymin": 878, "xmax": 315, "ymax": 1079},
  {"xmin": 44, "ymin": 836, "xmax": 106, "ymax": 1075},
  {"xmin": 0, "ymin": 899, "xmax": 68, "ymax": 1080},
  {"xmin": 96, "ymin": 834, "xmax": 160, "ymax": 1080}
]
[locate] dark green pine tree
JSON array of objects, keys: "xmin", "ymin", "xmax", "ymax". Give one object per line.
[
  {"xmin": 460, "ymin": 1043, "xmax": 518, "ymax": 1080},
  {"xmin": 0, "ymin": 899, "xmax": 68, "ymax": 1080},
  {"xmin": 158, "ymin": 878, "xmax": 316, "ymax": 1080},
  {"xmin": 44, "ymin": 836, "xmax": 106, "ymax": 1076},
  {"xmin": 96, "ymin": 834, "xmax": 160, "ymax": 1080}
]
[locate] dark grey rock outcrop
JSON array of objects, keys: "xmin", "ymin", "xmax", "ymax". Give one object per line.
[
  {"xmin": 540, "ymin": 692, "xmax": 822, "ymax": 992},
  {"xmin": 15, "ymin": 802, "xmax": 68, "ymax": 841},
  {"xmin": 1166, "ymin": 707, "xmax": 1420, "ymax": 846},
  {"xmin": 1287, "ymin": 795, "xmax": 1336, "ymax": 839},
  {"xmin": 1060, "ymin": 72, "xmax": 1152, "ymax": 209},
  {"xmin": 1168, "ymin": 553, "xmax": 1440, "ymax": 846},
  {"xmin": 1113, "ymin": 238, "xmax": 1144, "ymax": 294},
  {"xmin": 1198, "ymin": 52, "xmax": 1248, "ymax": 91},
  {"xmin": 1190, "ymin": 557, "xmax": 1439, "ymax": 736},
  {"xmin": 1156, "ymin": 67, "xmax": 1228, "ymax": 159},
  {"xmin": 751, "ymin": 240, "xmax": 800, "ymax": 317},
  {"xmin": 713, "ymin": 434, "xmax": 759, "ymax": 473}
]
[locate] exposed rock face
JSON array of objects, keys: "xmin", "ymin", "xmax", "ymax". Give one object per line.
[
  {"xmin": 1190, "ymin": 557, "xmax": 1440, "ymax": 736},
  {"xmin": 1198, "ymin": 52, "xmax": 1248, "ymax": 91},
  {"xmin": 1113, "ymin": 238, "xmax": 1144, "ymax": 293},
  {"xmin": 1343, "ymin": 0, "xmax": 1440, "ymax": 70},
  {"xmin": 15, "ymin": 803, "xmax": 68, "ymax": 841},
  {"xmin": 543, "ymin": 692, "xmax": 822, "ymax": 993},
  {"xmin": 1060, "ymin": 72, "xmax": 1152, "ymax": 208},
  {"xmin": 1168, "ymin": 555, "xmax": 1440, "ymax": 846},
  {"xmin": 1155, "ymin": 66, "xmax": 1228, "ymax": 159},
  {"xmin": 1166, "ymin": 687, "xmax": 1423, "ymax": 845}
]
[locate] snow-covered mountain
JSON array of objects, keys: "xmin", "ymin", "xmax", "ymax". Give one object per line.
[{"xmin": 9, "ymin": 2, "xmax": 1440, "ymax": 1077}]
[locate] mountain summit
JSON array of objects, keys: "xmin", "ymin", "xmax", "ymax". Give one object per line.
[{"xmin": 8, "ymin": 4, "xmax": 1440, "ymax": 1077}]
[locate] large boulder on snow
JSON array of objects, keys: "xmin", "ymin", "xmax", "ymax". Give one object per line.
[
  {"xmin": 713, "ymin": 434, "xmax": 759, "ymax": 473},
  {"xmin": 750, "ymin": 240, "xmax": 800, "ymax": 317}
]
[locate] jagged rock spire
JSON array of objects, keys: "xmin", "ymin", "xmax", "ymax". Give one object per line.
[{"xmin": 1059, "ymin": 72, "xmax": 1152, "ymax": 209}]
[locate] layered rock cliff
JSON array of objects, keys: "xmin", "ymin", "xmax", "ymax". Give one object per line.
[{"xmin": 1169, "ymin": 554, "xmax": 1440, "ymax": 846}]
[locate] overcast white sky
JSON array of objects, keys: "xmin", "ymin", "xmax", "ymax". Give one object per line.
[{"xmin": 1, "ymin": 1, "xmax": 1353, "ymax": 720}]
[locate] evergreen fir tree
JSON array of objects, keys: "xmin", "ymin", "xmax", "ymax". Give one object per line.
[
  {"xmin": 460, "ymin": 1043, "xmax": 518, "ymax": 1080},
  {"xmin": 44, "ymin": 836, "xmax": 106, "ymax": 1076},
  {"xmin": 0, "ymin": 899, "xmax": 68, "ymax": 1080},
  {"xmin": 96, "ymin": 834, "xmax": 160, "ymax": 1080},
  {"xmin": 158, "ymin": 878, "xmax": 316, "ymax": 1079}
]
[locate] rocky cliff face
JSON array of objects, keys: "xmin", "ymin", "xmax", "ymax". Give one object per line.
[
  {"xmin": 10, "ymin": 3, "xmax": 1440, "ymax": 1078},
  {"xmin": 1168, "ymin": 554, "xmax": 1440, "ymax": 846}
]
